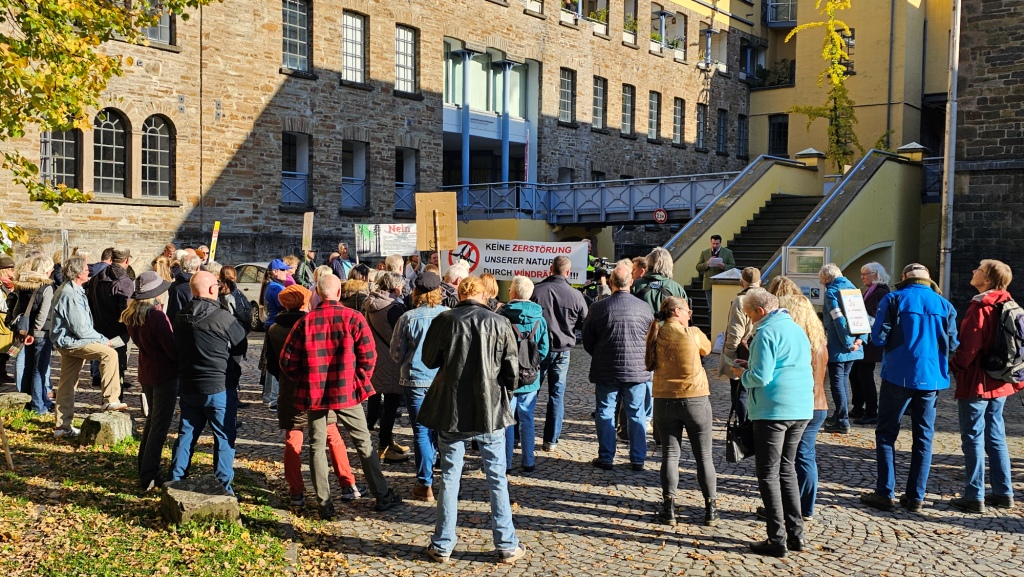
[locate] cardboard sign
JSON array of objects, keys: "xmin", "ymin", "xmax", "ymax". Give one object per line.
[
  {"xmin": 415, "ymin": 192, "xmax": 458, "ymax": 251},
  {"xmin": 442, "ymin": 238, "xmax": 588, "ymax": 283},
  {"xmin": 354, "ymin": 223, "xmax": 418, "ymax": 258},
  {"xmin": 839, "ymin": 288, "xmax": 872, "ymax": 335},
  {"xmin": 208, "ymin": 221, "xmax": 221, "ymax": 263},
  {"xmin": 301, "ymin": 212, "xmax": 314, "ymax": 252}
]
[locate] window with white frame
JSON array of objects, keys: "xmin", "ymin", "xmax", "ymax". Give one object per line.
[
  {"xmin": 395, "ymin": 25, "xmax": 417, "ymax": 93},
  {"xmin": 695, "ymin": 103, "xmax": 708, "ymax": 149},
  {"xmin": 716, "ymin": 108, "xmax": 728, "ymax": 154},
  {"xmin": 281, "ymin": 0, "xmax": 309, "ymax": 71},
  {"xmin": 648, "ymin": 91, "xmax": 661, "ymax": 140},
  {"xmin": 142, "ymin": 12, "xmax": 174, "ymax": 45},
  {"xmin": 40, "ymin": 130, "xmax": 79, "ymax": 189},
  {"xmin": 622, "ymin": 84, "xmax": 635, "ymax": 135},
  {"xmin": 141, "ymin": 115, "xmax": 174, "ymax": 198},
  {"xmin": 342, "ymin": 11, "xmax": 367, "ymax": 83},
  {"xmin": 559, "ymin": 68, "xmax": 576, "ymax": 123},
  {"xmin": 672, "ymin": 98, "xmax": 684, "ymax": 145},
  {"xmin": 593, "ymin": 76, "xmax": 607, "ymax": 129},
  {"xmin": 93, "ymin": 109, "xmax": 129, "ymax": 196}
]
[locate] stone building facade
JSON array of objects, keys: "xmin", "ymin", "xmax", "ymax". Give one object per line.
[
  {"xmin": 950, "ymin": 0, "xmax": 1024, "ymax": 311},
  {"xmin": 1, "ymin": 0, "xmax": 752, "ymax": 263}
]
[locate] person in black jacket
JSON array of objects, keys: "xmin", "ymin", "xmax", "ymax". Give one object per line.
[
  {"xmin": 530, "ymin": 255, "xmax": 588, "ymax": 451},
  {"xmin": 168, "ymin": 271, "xmax": 248, "ymax": 494},
  {"xmin": 166, "ymin": 254, "xmax": 202, "ymax": 320},
  {"xmin": 582, "ymin": 264, "xmax": 654, "ymax": 471},
  {"xmin": 417, "ymin": 276, "xmax": 525, "ymax": 565},
  {"xmin": 86, "ymin": 248, "xmax": 135, "ymax": 388}
]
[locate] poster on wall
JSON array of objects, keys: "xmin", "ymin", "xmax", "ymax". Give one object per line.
[
  {"xmin": 354, "ymin": 223, "xmax": 418, "ymax": 258},
  {"xmin": 442, "ymin": 238, "xmax": 588, "ymax": 283}
]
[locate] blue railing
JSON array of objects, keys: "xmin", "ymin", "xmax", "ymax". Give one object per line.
[
  {"xmin": 439, "ymin": 172, "xmax": 739, "ymax": 223},
  {"xmin": 395, "ymin": 182, "xmax": 416, "ymax": 214},
  {"xmin": 341, "ymin": 177, "xmax": 366, "ymax": 210},
  {"xmin": 281, "ymin": 171, "xmax": 308, "ymax": 205}
]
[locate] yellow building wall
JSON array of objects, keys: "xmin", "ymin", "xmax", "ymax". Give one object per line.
[
  {"xmin": 923, "ymin": 0, "xmax": 952, "ymax": 95},
  {"xmin": 671, "ymin": 162, "xmax": 823, "ymax": 288}
]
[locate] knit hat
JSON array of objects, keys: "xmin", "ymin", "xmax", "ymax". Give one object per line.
[{"xmin": 278, "ymin": 284, "xmax": 311, "ymax": 311}]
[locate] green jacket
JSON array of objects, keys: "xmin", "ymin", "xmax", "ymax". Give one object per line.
[
  {"xmin": 633, "ymin": 273, "xmax": 687, "ymax": 314},
  {"xmin": 696, "ymin": 247, "xmax": 736, "ymax": 290}
]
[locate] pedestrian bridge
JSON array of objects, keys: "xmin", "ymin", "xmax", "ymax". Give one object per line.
[{"xmin": 440, "ymin": 172, "xmax": 739, "ymax": 225}]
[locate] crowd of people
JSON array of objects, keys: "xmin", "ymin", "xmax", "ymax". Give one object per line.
[{"xmin": 0, "ymin": 237, "xmax": 1021, "ymax": 563}]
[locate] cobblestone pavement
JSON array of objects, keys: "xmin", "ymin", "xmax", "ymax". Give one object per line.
[{"xmin": 26, "ymin": 334, "xmax": 1024, "ymax": 576}]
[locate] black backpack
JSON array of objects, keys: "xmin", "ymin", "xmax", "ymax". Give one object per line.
[
  {"xmin": 511, "ymin": 321, "xmax": 542, "ymax": 388},
  {"xmin": 981, "ymin": 299, "xmax": 1024, "ymax": 383}
]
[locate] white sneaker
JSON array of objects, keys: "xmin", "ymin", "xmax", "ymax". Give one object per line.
[
  {"xmin": 54, "ymin": 427, "xmax": 80, "ymax": 438},
  {"xmin": 102, "ymin": 402, "xmax": 129, "ymax": 411}
]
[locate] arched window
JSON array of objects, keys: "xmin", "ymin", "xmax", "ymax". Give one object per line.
[
  {"xmin": 93, "ymin": 109, "xmax": 129, "ymax": 196},
  {"xmin": 142, "ymin": 115, "xmax": 174, "ymax": 198}
]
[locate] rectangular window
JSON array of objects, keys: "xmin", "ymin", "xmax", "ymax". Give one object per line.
[
  {"xmin": 696, "ymin": 103, "xmax": 708, "ymax": 149},
  {"xmin": 716, "ymin": 109, "xmax": 728, "ymax": 154},
  {"xmin": 672, "ymin": 98, "xmax": 684, "ymax": 145},
  {"xmin": 621, "ymin": 84, "xmax": 635, "ymax": 135},
  {"xmin": 737, "ymin": 114, "xmax": 749, "ymax": 158},
  {"xmin": 342, "ymin": 140, "xmax": 368, "ymax": 209},
  {"xmin": 143, "ymin": 12, "xmax": 173, "ymax": 45},
  {"xmin": 40, "ymin": 130, "xmax": 79, "ymax": 189},
  {"xmin": 395, "ymin": 25, "xmax": 417, "ymax": 93},
  {"xmin": 281, "ymin": 0, "xmax": 309, "ymax": 71},
  {"xmin": 342, "ymin": 11, "xmax": 367, "ymax": 83},
  {"xmin": 592, "ymin": 76, "xmax": 607, "ymax": 129},
  {"xmin": 281, "ymin": 131, "xmax": 310, "ymax": 205},
  {"xmin": 648, "ymin": 91, "xmax": 661, "ymax": 140},
  {"xmin": 559, "ymin": 68, "xmax": 576, "ymax": 123},
  {"xmin": 768, "ymin": 114, "xmax": 790, "ymax": 156}
]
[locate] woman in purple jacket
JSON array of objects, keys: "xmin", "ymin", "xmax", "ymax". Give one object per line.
[{"xmin": 122, "ymin": 271, "xmax": 177, "ymax": 491}]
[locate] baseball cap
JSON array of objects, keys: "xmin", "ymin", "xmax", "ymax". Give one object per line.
[
  {"xmin": 902, "ymin": 263, "xmax": 930, "ymax": 279},
  {"xmin": 269, "ymin": 258, "xmax": 290, "ymax": 271}
]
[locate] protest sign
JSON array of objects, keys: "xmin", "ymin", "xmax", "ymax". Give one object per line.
[
  {"xmin": 443, "ymin": 238, "xmax": 588, "ymax": 283},
  {"xmin": 415, "ymin": 192, "xmax": 458, "ymax": 251},
  {"xmin": 354, "ymin": 223, "xmax": 418, "ymax": 258},
  {"xmin": 839, "ymin": 289, "xmax": 872, "ymax": 335}
]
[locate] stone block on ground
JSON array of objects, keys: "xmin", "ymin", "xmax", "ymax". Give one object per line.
[
  {"xmin": 160, "ymin": 475, "xmax": 240, "ymax": 525},
  {"xmin": 0, "ymin": 392, "xmax": 31, "ymax": 411},
  {"xmin": 77, "ymin": 411, "xmax": 134, "ymax": 446}
]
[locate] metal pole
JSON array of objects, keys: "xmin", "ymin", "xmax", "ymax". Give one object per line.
[
  {"xmin": 496, "ymin": 61, "xmax": 516, "ymax": 183},
  {"xmin": 939, "ymin": 0, "xmax": 961, "ymax": 296}
]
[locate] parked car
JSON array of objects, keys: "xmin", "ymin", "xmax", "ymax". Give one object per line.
[{"xmin": 235, "ymin": 262, "xmax": 269, "ymax": 331}]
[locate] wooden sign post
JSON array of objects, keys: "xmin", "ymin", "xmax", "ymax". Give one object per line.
[
  {"xmin": 301, "ymin": 212, "xmax": 314, "ymax": 252},
  {"xmin": 415, "ymin": 192, "xmax": 458, "ymax": 254}
]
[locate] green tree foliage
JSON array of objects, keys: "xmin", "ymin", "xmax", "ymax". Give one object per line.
[
  {"xmin": 784, "ymin": 0, "xmax": 864, "ymax": 172},
  {"xmin": 0, "ymin": 0, "xmax": 218, "ymax": 252}
]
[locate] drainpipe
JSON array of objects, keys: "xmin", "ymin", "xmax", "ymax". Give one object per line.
[
  {"xmin": 939, "ymin": 0, "xmax": 962, "ymax": 295},
  {"xmin": 886, "ymin": 0, "xmax": 895, "ymax": 148},
  {"xmin": 495, "ymin": 60, "xmax": 516, "ymax": 182},
  {"xmin": 657, "ymin": 10, "xmax": 671, "ymax": 47},
  {"xmin": 453, "ymin": 49, "xmax": 477, "ymax": 204}
]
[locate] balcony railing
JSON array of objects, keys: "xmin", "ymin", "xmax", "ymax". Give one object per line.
[
  {"xmin": 767, "ymin": 0, "xmax": 797, "ymax": 25},
  {"xmin": 748, "ymin": 59, "xmax": 796, "ymax": 89},
  {"xmin": 395, "ymin": 182, "xmax": 416, "ymax": 214},
  {"xmin": 281, "ymin": 171, "xmax": 308, "ymax": 205},
  {"xmin": 439, "ymin": 172, "xmax": 739, "ymax": 223},
  {"xmin": 341, "ymin": 177, "xmax": 366, "ymax": 210}
]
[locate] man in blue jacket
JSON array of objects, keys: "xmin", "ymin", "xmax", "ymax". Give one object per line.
[
  {"xmin": 819, "ymin": 264, "xmax": 865, "ymax": 434},
  {"xmin": 860, "ymin": 264, "xmax": 958, "ymax": 513}
]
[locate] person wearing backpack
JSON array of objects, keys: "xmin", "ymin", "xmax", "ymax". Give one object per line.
[
  {"xmin": 949, "ymin": 259, "xmax": 1023, "ymax": 513},
  {"xmin": 499, "ymin": 276, "xmax": 549, "ymax": 474}
]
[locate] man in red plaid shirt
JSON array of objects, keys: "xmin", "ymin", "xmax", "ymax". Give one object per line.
[{"xmin": 280, "ymin": 273, "xmax": 402, "ymax": 519}]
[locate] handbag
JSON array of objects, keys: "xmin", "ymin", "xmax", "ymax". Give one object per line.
[{"xmin": 725, "ymin": 384, "xmax": 754, "ymax": 463}]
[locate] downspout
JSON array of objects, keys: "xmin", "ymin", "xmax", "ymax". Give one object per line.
[
  {"xmin": 939, "ymin": 0, "xmax": 962, "ymax": 295},
  {"xmin": 199, "ymin": 5, "xmax": 204, "ymax": 232},
  {"xmin": 885, "ymin": 0, "xmax": 895, "ymax": 148}
]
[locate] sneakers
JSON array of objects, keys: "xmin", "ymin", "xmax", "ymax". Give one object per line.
[
  {"xmin": 860, "ymin": 492, "xmax": 896, "ymax": 512},
  {"xmin": 426, "ymin": 547, "xmax": 450, "ymax": 563},
  {"xmin": 541, "ymin": 442, "xmax": 558, "ymax": 452},
  {"xmin": 899, "ymin": 494, "xmax": 923, "ymax": 513},
  {"xmin": 373, "ymin": 488, "xmax": 403, "ymax": 512},
  {"xmin": 498, "ymin": 544, "xmax": 527, "ymax": 565},
  {"xmin": 268, "ymin": 403, "xmax": 277, "ymax": 412},
  {"xmin": 985, "ymin": 494, "xmax": 1015, "ymax": 509},
  {"xmin": 318, "ymin": 502, "xmax": 336, "ymax": 520},
  {"xmin": 340, "ymin": 484, "xmax": 365, "ymax": 501},
  {"xmin": 824, "ymin": 421, "xmax": 850, "ymax": 434},
  {"xmin": 950, "ymin": 497, "xmax": 985, "ymax": 514},
  {"xmin": 53, "ymin": 427, "xmax": 81, "ymax": 439},
  {"xmin": 412, "ymin": 483, "xmax": 434, "ymax": 503},
  {"xmin": 102, "ymin": 402, "xmax": 128, "ymax": 412},
  {"xmin": 289, "ymin": 493, "xmax": 306, "ymax": 507},
  {"xmin": 379, "ymin": 446, "xmax": 410, "ymax": 463},
  {"xmin": 590, "ymin": 458, "xmax": 613, "ymax": 470}
]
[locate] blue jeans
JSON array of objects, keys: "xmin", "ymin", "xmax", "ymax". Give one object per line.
[
  {"xmin": 431, "ymin": 430, "xmax": 518, "ymax": 556},
  {"xmin": 506, "ymin": 391, "xmax": 538, "ymax": 469},
  {"xmin": 874, "ymin": 381, "xmax": 937, "ymax": 501},
  {"xmin": 17, "ymin": 336, "xmax": 53, "ymax": 414},
  {"xmin": 828, "ymin": 361, "xmax": 854, "ymax": 428},
  {"xmin": 958, "ymin": 397, "xmax": 1013, "ymax": 501},
  {"xmin": 263, "ymin": 372, "xmax": 279, "ymax": 406},
  {"xmin": 796, "ymin": 409, "xmax": 827, "ymax": 516},
  {"xmin": 404, "ymin": 386, "xmax": 437, "ymax": 487},
  {"xmin": 541, "ymin": 351, "xmax": 571, "ymax": 445},
  {"xmin": 594, "ymin": 381, "xmax": 648, "ymax": 465},
  {"xmin": 169, "ymin": 391, "xmax": 236, "ymax": 494}
]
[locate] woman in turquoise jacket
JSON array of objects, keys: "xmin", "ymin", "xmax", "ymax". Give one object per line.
[
  {"xmin": 735, "ymin": 288, "xmax": 813, "ymax": 558},
  {"xmin": 819, "ymin": 263, "xmax": 864, "ymax": 433}
]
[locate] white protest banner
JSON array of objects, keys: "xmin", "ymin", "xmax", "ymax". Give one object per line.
[
  {"xmin": 442, "ymin": 238, "xmax": 588, "ymax": 283},
  {"xmin": 354, "ymin": 223, "xmax": 419, "ymax": 258},
  {"xmin": 839, "ymin": 289, "xmax": 872, "ymax": 335}
]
